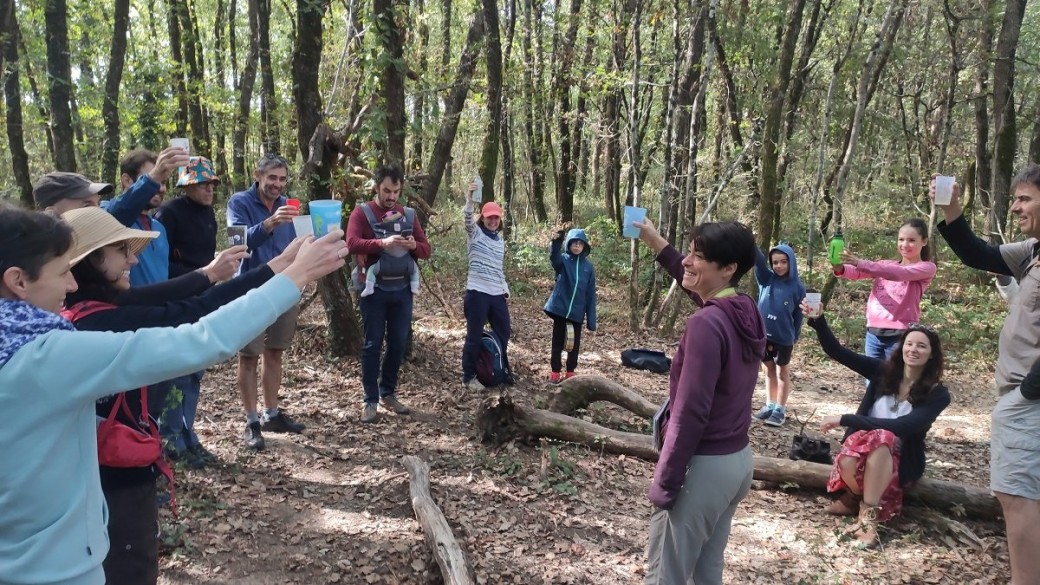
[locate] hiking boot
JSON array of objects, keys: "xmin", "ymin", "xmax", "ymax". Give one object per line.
[
  {"xmin": 261, "ymin": 411, "xmax": 305, "ymax": 434},
  {"xmin": 188, "ymin": 443, "xmax": 217, "ymax": 464},
  {"xmin": 360, "ymin": 403, "xmax": 379, "ymax": 423},
  {"xmin": 824, "ymin": 490, "xmax": 861, "ymax": 516},
  {"xmin": 548, "ymin": 372, "xmax": 562, "ymax": 384},
  {"xmin": 464, "ymin": 378, "xmax": 486, "ymax": 392},
  {"xmin": 753, "ymin": 405, "xmax": 774, "ymax": 421},
  {"xmin": 381, "ymin": 395, "xmax": 412, "ymax": 415},
  {"xmin": 764, "ymin": 407, "xmax": 786, "ymax": 427},
  {"xmin": 243, "ymin": 421, "xmax": 265, "ymax": 451}
]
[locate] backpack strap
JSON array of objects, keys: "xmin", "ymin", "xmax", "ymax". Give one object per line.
[{"xmin": 60, "ymin": 300, "xmax": 118, "ymax": 322}]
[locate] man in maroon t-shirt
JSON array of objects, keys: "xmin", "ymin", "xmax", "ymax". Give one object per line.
[{"xmin": 346, "ymin": 165, "xmax": 432, "ymax": 423}]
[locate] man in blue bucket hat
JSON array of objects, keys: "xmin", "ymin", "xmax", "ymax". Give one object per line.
[
  {"xmin": 227, "ymin": 153, "xmax": 306, "ymax": 451},
  {"xmin": 154, "ymin": 155, "xmax": 222, "ymax": 464}
]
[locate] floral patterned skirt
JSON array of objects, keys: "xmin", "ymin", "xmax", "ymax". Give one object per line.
[{"xmin": 826, "ymin": 429, "xmax": 903, "ymax": 522}]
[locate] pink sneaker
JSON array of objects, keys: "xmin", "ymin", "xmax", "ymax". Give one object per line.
[
  {"xmin": 548, "ymin": 372, "xmax": 562, "ymax": 384},
  {"xmin": 564, "ymin": 371, "xmax": 576, "ymax": 379}
]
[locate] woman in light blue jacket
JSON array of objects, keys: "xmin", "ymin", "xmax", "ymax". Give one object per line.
[
  {"xmin": 0, "ymin": 205, "xmax": 346, "ymax": 585},
  {"xmin": 543, "ymin": 227, "xmax": 597, "ymax": 383}
]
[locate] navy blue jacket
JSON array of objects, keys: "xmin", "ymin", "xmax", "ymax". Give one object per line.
[
  {"xmin": 544, "ymin": 228, "xmax": 597, "ymax": 330},
  {"xmin": 754, "ymin": 243, "xmax": 805, "ymax": 346}
]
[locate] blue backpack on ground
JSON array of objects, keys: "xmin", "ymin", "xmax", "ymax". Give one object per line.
[{"xmin": 476, "ymin": 329, "xmax": 514, "ymax": 387}]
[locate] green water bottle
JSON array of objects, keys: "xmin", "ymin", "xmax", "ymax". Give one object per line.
[{"xmin": 828, "ymin": 229, "xmax": 845, "ymax": 266}]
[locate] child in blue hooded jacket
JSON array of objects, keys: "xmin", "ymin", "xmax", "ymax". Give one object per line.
[
  {"xmin": 753, "ymin": 242, "xmax": 806, "ymax": 426},
  {"xmin": 544, "ymin": 227, "xmax": 597, "ymax": 383}
]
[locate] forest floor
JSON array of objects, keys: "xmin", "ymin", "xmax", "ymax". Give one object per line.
[{"xmin": 156, "ymin": 278, "xmax": 1011, "ymax": 585}]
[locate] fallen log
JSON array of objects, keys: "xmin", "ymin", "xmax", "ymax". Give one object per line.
[
  {"xmin": 549, "ymin": 374, "xmax": 659, "ymax": 418},
  {"xmin": 477, "ymin": 394, "xmax": 1001, "ymax": 521},
  {"xmin": 401, "ymin": 456, "xmax": 474, "ymax": 585}
]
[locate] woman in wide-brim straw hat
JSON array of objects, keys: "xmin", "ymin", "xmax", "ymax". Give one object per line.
[
  {"xmin": 0, "ymin": 203, "xmax": 347, "ymax": 585},
  {"xmin": 61, "ymin": 205, "xmax": 344, "ymax": 583}
]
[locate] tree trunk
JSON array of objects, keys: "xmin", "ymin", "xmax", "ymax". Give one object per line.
[
  {"xmin": 175, "ymin": 0, "xmax": 210, "ymax": 156},
  {"xmin": 401, "ymin": 456, "xmax": 475, "ymax": 585},
  {"xmin": 101, "ymin": 0, "xmax": 131, "ymax": 184},
  {"xmin": 756, "ymin": 0, "xmax": 806, "ymax": 249},
  {"xmin": 44, "ymin": 0, "xmax": 77, "ymax": 171},
  {"xmin": 292, "ymin": 0, "xmax": 324, "ymax": 162},
  {"xmin": 828, "ymin": 0, "xmax": 907, "ymax": 230},
  {"xmin": 3, "ymin": 10, "xmax": 32, "ymax": 207},
  {"xmin": 477, "ymin": 394, "xmax": 1001, "ymax": 520},
  {"xmin": 551, "ymin": 0, "xmax": 583, "ymax": 220},
  {"xmin": 973, "ymin": 0, "xmax": 994, "ymax": 223},
  {"xmin": 233, "ymin": 0, "xmax": 261, "ymax": 191},
  {"xmin": 257, "ymin": 0, "xmax": 280, "ymax": 154},
  {"xmin": 211, "ymin": 0, "xmax": 229, "ymax": 176},
  {"xmin": 549, "ymin": 375, "xmax": 658, "ymax": 418},
  {"xmin": 18, "ymin": 35, "xmax": 56, "ymax": 160},
  {"xmin": 477, "ymin": 0, "xmax": 503, "ymax": 202},
  {"xmin": 421, "ymin": 9, "xmax": 486, "ymax": 207},
  {"xmin": 519, "ymin": 0, "xmax": 547, "ymax": 221},
  {"xmin": 411, "ymin": 0, "xmax": 429, "ymax": 169},
  {"xmin": 166, "ymin": 0, "xmax": 188, "ymax": 134},
  {"xmin": 988, "ymin": 0, "xmax": 1027, "ymax": 243},
  {"xmin": 375, "ymin": 0, "xmax": 406, "ymax": 164},
  {"xmin": 0, "ymin": 0, "xmax": 12, "ymax": 75}
]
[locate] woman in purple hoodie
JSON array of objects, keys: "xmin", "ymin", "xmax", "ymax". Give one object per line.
[{"xmin": 635, "ymin": 218, "xmax": 766, "ymax": 585}]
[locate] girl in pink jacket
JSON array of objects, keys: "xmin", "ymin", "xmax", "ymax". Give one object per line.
[{"xmin": 834, "ymin": 218, "xmax": 936, "ymax": 359}]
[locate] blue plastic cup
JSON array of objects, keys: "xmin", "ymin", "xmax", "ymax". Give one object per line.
[
  {"xmin": 308, "ymin": 200, "xmax": 343, "ymax": 237},
  {"xmin": 623, "ymin": 206, "xmax": 646, "ymax": 238}
]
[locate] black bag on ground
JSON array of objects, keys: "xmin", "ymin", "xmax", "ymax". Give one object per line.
[
  {"xmin": 788, "ymin": 410, "xmax": 833, "ymax": 465},
  {"xmin": 476, "ymin": 329, "xmax": 515, "ymax": 387},
  {"xmin": 620, "ymin": 348, "xmax": 672, "ymax": 374}
]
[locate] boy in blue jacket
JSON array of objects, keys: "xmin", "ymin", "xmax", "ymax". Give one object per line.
[
  {"xmin": 753, "ymin": 243, "xmax": 805, "ymax": 426},
  {"xmin": 544, "ymin": 227, "xmax": 597, "ymax": 383}
]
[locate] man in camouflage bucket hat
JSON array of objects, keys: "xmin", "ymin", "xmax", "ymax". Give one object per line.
[{"xmin": 154, "ymin": 156, "xmax": 222, "ymax": 465}]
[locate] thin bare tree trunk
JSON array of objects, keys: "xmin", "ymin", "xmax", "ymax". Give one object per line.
[
  {"xmin": 422, "ymin": 9, "xmax": 486, "ymax": 206},
  {"xmin": 233, "ymin": 0, "xmax": 260, "ymax": 191},
  {"xmin": 987, "ymin": 0, "xmax": 1027, "ymax": 243},
  {"xmin": 477, "ymin": 0, "xmax": 503, "ymax": 201},
  {"xmin": 101, "ymin": 0, "xmax": 131, "ymax": 183},
  {"xmin": 257, "ymin": 0, "xmax": 280, "ymax": 154}
]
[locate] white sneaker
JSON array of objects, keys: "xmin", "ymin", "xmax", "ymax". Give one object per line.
[{"xmin": 464, "ymin": 378, "xmax": 485, "ymax": 392}]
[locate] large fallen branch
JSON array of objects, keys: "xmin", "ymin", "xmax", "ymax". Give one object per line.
[
  {"xmin": 401, "ymin": 456, "xmax": 474, "ymax": 585},
  {"xmin": 477, "ymin": 394, "xmax": 1001, "ymax": 521},
  {"xmin": 549, "ymin": 375, "xmax": 659, "ymax": 418}
]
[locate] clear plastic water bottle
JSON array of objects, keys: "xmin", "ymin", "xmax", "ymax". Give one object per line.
[{"xmin": 473, "ymin": 176, "xmax": 483, "ymax": 203}]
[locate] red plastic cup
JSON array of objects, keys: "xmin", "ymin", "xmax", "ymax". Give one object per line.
[{"xmin": 287, "ymin": 198, "xmax": 301, "ymax": 209}]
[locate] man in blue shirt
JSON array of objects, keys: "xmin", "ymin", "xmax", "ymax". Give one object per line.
[
  {"xmin": 105, "ymin": 148, "xmax": 186, "ymax": 286},
  {"xmin": 227, "ymin": 154, "xmax": 304, "ymax": 450}
]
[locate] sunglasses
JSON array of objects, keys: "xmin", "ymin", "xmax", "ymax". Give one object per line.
[{"xmin": 908, "ymin": 322, "xmax": 936, "ymax": 334}]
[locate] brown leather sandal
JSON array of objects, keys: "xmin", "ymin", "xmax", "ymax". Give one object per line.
[
  {"xmin": 824, "ymin": 490, "xmax": 862, "ymax": 516},
  {"xmin": 852, "ymin": 503, "xmax": 882, "ymax": 549}
]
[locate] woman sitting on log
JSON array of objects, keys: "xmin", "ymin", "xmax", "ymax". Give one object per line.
[
  {"xmin": 634, "ymin": 218, "xmax": 766, "ymax": 585},
  {"xmin": 804, "ymin": 301, "xmax": 950, "ymax": 548}
]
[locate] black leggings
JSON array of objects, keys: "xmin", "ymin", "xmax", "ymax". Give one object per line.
[{"xmin": 550, "ymin": 316, "xmax": 583, "ymax": 373}]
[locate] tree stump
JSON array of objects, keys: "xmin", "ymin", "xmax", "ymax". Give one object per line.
[{"xmin": 401, "ymin": 456, "xmax": 474, "ymax": 585}]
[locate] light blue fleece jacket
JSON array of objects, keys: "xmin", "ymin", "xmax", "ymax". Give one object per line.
[{"xmin": 0, "ymin": 275, "xmax": 300, "ymax": 585}]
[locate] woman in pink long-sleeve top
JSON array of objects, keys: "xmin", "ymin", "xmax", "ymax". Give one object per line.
[{"xmin": 834, "ymin": 218, "xmax": 937, "ymax": 360}]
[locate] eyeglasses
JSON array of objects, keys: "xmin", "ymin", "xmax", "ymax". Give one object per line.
[{"xmin": 908, "ymin": 322, "xmax": 935, "ymax": 334}]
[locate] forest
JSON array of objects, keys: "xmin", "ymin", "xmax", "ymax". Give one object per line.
[{"xmin": 0, "ymin": 0, "xmax": 1033, "ymax": 582}]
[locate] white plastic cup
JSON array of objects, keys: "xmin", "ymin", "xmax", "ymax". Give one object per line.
[
  {"xmin": 934, "ymin": 175, "xmax": 955, "ymax": 206},
  {"xmin": 170, "ymin": 138, "xmax": 190, "ymax": 154},
  {"xmin": 292, "ymin": 215, "xmax": 314, "ymax": 238},
  {"xmin": 623, "ymin": 206, "xmax": 646, "ymax": 238},
  {"xmin": 805, "ymin": 292, "xmax": 823, "ymax": 318}
]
